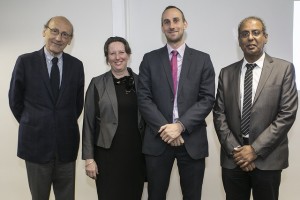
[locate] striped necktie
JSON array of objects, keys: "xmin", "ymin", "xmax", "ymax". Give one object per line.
[{"xmin": 241, "ymin": 63, "xmax": 256, "ymax": 139}]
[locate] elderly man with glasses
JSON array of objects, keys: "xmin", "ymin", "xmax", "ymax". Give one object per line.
[{"xmin": 9, "ymin": 16, "xmax": 84, "ymax": 200}]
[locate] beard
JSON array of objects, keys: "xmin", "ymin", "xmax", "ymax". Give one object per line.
[{"xmin": 166, "ymin": 33, "xmax": 184, "ymax": 44}]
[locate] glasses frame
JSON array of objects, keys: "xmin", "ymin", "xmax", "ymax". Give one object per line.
[
  {"xmin": 239, "ymin": 29, "xmax": 264, "ymax": 39},
  {"xmin": 45, "ymin": 26, "xmax": 72, "ymax": 40}
]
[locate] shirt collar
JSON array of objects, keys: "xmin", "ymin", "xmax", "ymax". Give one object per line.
[
  {"xmin": 167, "ymin": 43, "xmax": 186, "ymax": 57},
  {"xmin": 44, "ymin": 47, "xmax": 63, "ymax": 62},
  {"xmin": 242, "ymin": 52, "xmax": 265, "ymax": 69}
]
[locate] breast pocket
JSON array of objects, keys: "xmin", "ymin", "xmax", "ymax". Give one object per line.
[{"xmin": 255, "ymin": 85, "xmax": 281, "ymax": 110}]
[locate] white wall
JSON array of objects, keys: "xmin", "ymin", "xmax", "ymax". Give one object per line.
[
  {"xmin": 0, "ymin": 0, "xmax": 299, "ymax": 199},
  {"xmin": 294, "ymin": 1, "xmax": 300, "ymax": 88},
  {"xmin": 0, "ymin": 1, "xmax": 112, "ymax": 199}
]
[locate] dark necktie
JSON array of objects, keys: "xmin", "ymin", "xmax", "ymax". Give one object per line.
[
  {"xmin": 171, "ymin": 50, "xmax": 178, "ymax": 96},
  {"xmin": 50, "ymin": 57, "xmax": 60, "ymax": 102},
  {"xmin": 241, "ymin": 63, "xmax": 256, "ymax": 139}
]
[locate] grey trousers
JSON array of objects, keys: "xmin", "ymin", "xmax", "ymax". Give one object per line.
[{"xmin": 25, "ymin": 160, "xmax": 76, "ymax": 200}]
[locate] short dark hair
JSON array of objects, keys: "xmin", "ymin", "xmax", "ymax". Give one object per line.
[
  {"xmin": 104, "ymin": 36, "xmax": 132, "ymax": 64},
  {"xmin": 238, "ymin": 16, "xmax": 267, "ymax": 36},
  {"xmin": 161, "ymin": 5, "xmax": 186, "ymax": 25}
]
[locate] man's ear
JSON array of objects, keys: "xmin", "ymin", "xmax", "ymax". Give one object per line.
[{"xmin": 184, "ymin": 21, "xmax": 188, "ymax": 30}]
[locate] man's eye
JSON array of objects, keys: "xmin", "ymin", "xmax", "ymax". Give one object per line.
[
  {"xmin": 163, "ymin": 20, "xmax": 170, "ymax": 25},
  {"xmin": 241, "ymin": 32, "xmax": 249, "ymax": 37},
  {"xmin": 252, "ymin": 30, "xmax": 260, "ymax": 36}
]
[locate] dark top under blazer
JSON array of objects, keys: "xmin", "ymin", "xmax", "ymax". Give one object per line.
[
  {"xmin": 138, "ymin": 45, "xmax": 215, "ymax": 159},
  {"xmin": 9, "ymin": 48, "xmax": 85, "ymax": 163},
  {"xmin": 82, "ymin": 70, "xmax": 144, "ymax": 160},
  {"xmin": 213, "ymin": 53, "xmax": 298, "ymax": 170}
]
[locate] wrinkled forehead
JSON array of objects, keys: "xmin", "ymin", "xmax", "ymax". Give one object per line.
[{"xmin": 49, "ymin": 17, "xmax": 73, "ymax": 33}]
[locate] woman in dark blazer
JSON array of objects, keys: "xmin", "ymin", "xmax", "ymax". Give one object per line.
[{"xmin": 82, "ymin": 36, "xmax": 145, "ymax": 200}]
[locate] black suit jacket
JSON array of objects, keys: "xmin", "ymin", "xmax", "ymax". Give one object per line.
[
  {"xmin": 138, "ymin": 45, "xmax": 215, "ymax": 159},
  {"xmin": 9, "ymin": 48, "xmax": 85, "ymax": 163}
]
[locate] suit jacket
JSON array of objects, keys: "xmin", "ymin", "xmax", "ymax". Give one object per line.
[
  {"xmin": 9, "ymin": 48, "xmax": 85, "ymax": 163},
  {"xmin": 137, "ymin": 45, "xmax": 215, "ymax": 159},
  {"xmin": 213, "ymin": 53, "xmax": 298, "ymax": 170},
  {"xmin": 82, "ymin": 69, "xmax": 145, "ymax": 159}
]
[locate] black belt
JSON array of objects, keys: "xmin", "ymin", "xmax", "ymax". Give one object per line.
[{"xmin": 243, "ymin": 137, "xmax": 249, "ymax": 145}]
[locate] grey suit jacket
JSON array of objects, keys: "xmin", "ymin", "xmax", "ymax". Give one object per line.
[
  {"xmin": 82, "ymin": 69, "xmax": 144, "ymax": 159},
  {"xmin": 138, "ymin": 45, "xmax": 215, "ymax": 159},
  {"xmin": 213, "ymin": 53, "xmax": 298, "ymax": 170}
]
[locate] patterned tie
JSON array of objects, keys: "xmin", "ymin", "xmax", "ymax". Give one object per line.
[
  {"xmin": 50, "ymin": 57, "xmax": 60, "ymax": 102},
  {"xmin": 241, "ymin": 63, "xmax": 256, "ymax": 138},
  {"xmin": 171, "ymin": 50, "xmax": 178, "ymax": 96}
]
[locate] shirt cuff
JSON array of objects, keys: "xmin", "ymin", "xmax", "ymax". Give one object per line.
[{"xmin": 175, "ymin": 120, "xmax": 185, "ymax": 132}]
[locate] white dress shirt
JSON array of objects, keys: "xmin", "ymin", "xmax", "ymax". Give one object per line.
[
  {"xmin": 167, "ymin": 43, "xmax": 186, "ymax": 122},
  {"xmin": 240, "ymin": 52, "xmax": 265, "ymax": 137}
]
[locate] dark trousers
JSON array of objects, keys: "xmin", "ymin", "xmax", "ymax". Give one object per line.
[
  {"xmin": 25, "ymin": 160, "xmax": 76, "ymax": 200},
  {"xmin": 222, "ymin": 167, "xmax": 282, "ymax": 200},
  {"xmin": 145, "ymin": 145, "xmax": 205, "ymax": 200}
]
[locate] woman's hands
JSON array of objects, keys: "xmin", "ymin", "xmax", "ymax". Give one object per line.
[{"xmin": 85, "ymin": 159, "xmax": 98, "ymax": 179}]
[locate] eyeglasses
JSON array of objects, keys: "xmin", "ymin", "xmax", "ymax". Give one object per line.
[
  {"xmin": 46, "ymin": 26, "xmax": 72, "ymax": 39},
  {"xmin": 239, "ymin": 30, "xmax": 263, "ymax": 38}
]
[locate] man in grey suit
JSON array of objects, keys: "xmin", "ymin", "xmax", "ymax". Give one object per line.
[
  {"xmin": 138, "ymin": 6, "xmax": 215, "ymax": 200},
  {"xmin": 213, "ymin": 16, "xmax": 298, "ymax": 200},
  {"xmin": 9, "ymin": 16, "xmax": 84, "ymax": 200}
]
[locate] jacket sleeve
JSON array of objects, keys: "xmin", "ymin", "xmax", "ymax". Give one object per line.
[
  {"xmin": 82, "ymin": 78, "xmax": 98, "ymax": 159},
  {"xmin": 213, "ymin": 68, "xmax": 241, "ymax": 155},
  {"xmin": 9, "ymin": 56, "xmax": 25, "ymax": 123},
  {"xmin": 252, "ymin": 63, "xmax": 298, "ymax": 158},
  {"xmin": 137, "ymin": 54, "xmax": 169, "ymax": 134},
  {"xmin": 76, "ymin": 61, "xmax": 85, "ymax": 119}
]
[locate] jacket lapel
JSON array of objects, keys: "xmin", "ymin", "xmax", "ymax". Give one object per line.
[
  {"xmin": 57, "ymin": 53, "xmax": 71, "ymax": 105},
  {"xmin": 104, "ymin": 72, "xmax": 118, "ymax": 120},
  {"xmin": 253, "ymin": 54, "xmax": 273, "ymax": 104},
  {"xmin": 160, "ymin": 46, "xmax": 174, "ymax": 94},
  {"xmin": 38, "ymin": 48, "xmax": 57, "ymax": 103},
  {"xmin": 177, "ymin": 46, "xmax": 191, "ymax": 96},
  {"xmin": 234, "ymin": 60, "xmax": 243, "ymax": 112}
]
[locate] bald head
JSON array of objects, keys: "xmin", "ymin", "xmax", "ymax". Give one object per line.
[{"xmin": 44, "ymin": 16, "xmax": 73, "ymax": 36}]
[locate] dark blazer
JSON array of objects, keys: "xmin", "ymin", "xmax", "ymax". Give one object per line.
[
  {"xmin": 9, "ymin": 48, "xmax": 85, "ymax": 163},
  {"xmin": 137, "ymin": 45, "xmax": 215, "ymax": 159},
  {"xmin": 82, "ymin": 69, "xmax": 144, "ymax": 159},
  {"xmin": 213, "ymin": 53, "xmax": 298, "ymax": 170}
]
